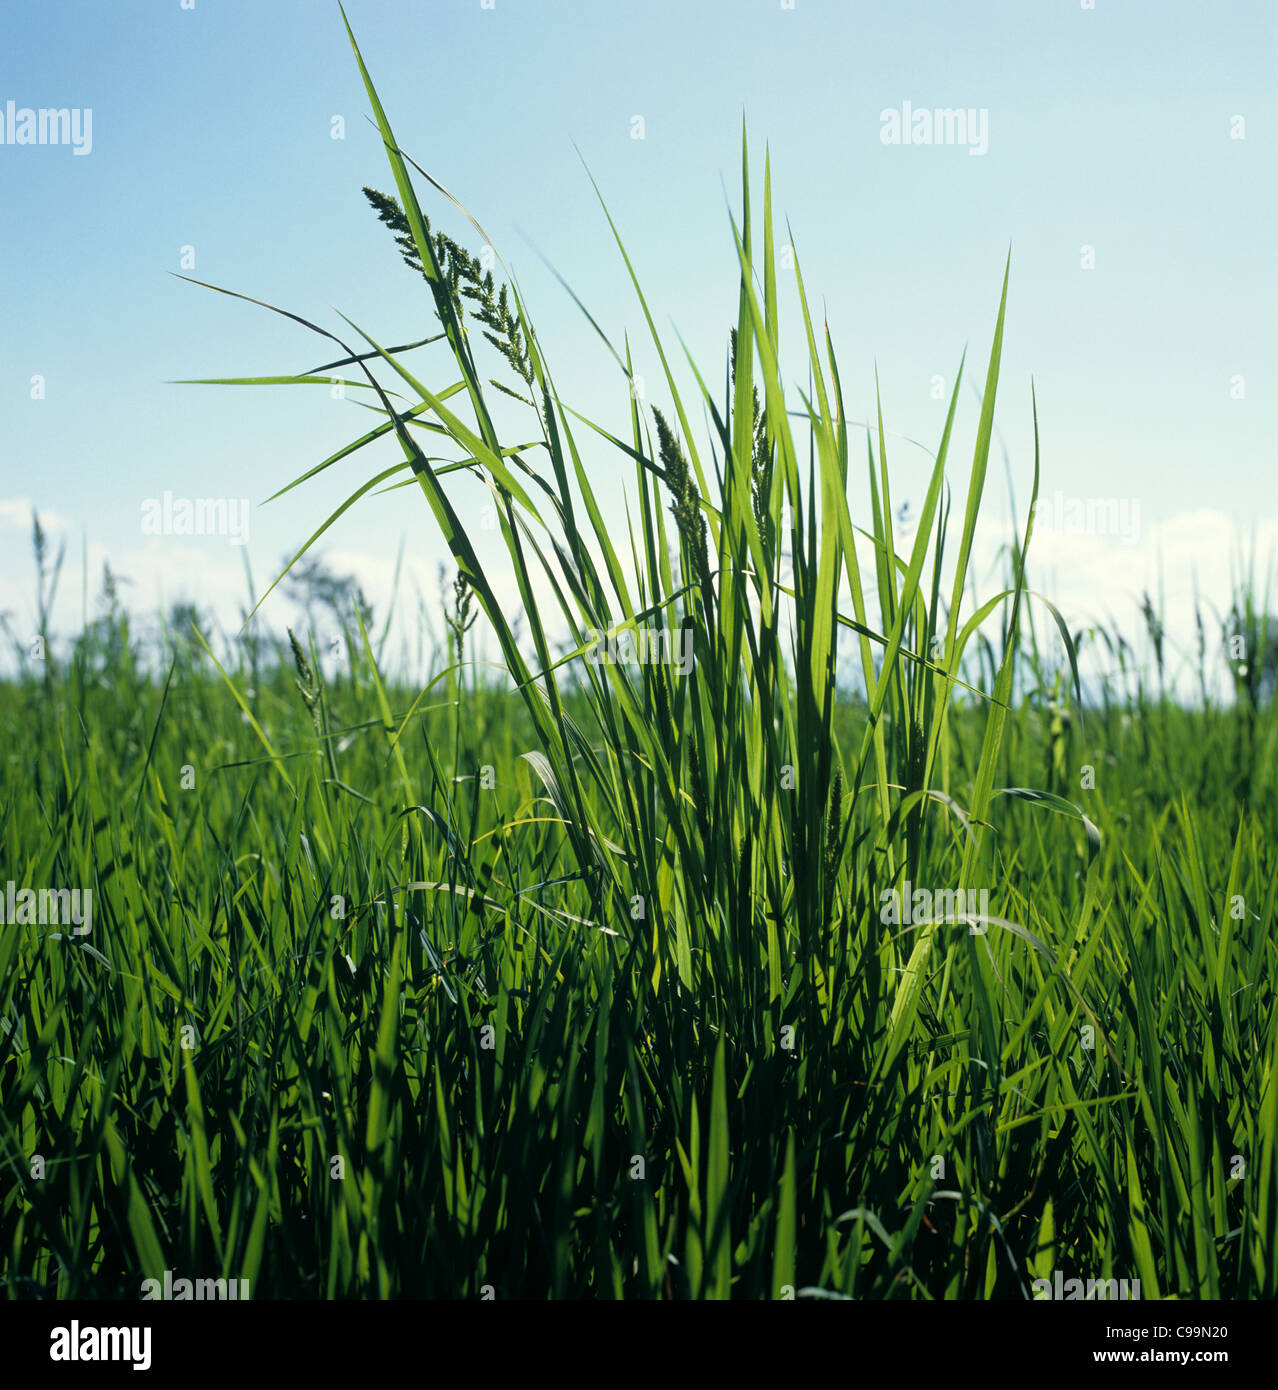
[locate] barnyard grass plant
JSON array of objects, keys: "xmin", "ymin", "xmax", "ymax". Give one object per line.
[{"xmin": 0, "ymin": 8, "xmax": 1274, "ymax": 1301}]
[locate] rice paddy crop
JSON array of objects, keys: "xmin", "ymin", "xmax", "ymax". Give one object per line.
[{"xmin": 1, "ymin": 11, "xmax": 1275, "ymax": 1301}]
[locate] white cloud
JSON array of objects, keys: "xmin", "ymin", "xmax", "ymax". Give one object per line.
[
  {"xmin": 2, "ymin": 506, "xmax": 1274, "ymax": 696},
  {"xmin": 0, "ymin": 498, "xmax": 70, "ymax": 532}
]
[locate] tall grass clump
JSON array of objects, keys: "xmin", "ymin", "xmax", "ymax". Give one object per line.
[{"xmin": 1, "ymin": 10, "xmax": 1274, "ymax": 1301}]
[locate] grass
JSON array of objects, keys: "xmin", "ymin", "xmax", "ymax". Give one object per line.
[{"xmin": 1, "ymin": 10, "xmax": 1275, "ymax": 1299}]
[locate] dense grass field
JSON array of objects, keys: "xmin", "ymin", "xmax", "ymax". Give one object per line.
[{"xmin": 2, "ymin": 17, "xmax": 1276, "ymax": 1301}]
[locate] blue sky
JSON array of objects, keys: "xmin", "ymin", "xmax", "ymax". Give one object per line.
[{"xmin": 1, "ymin": 0, "xmax": 1275, "ymax": 687}]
